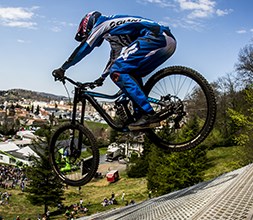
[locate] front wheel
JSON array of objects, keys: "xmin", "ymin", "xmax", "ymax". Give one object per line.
[
  {"xmin": 144, "ymin": 66, "xmax": 216, "ymax": 151},
  {"xmin": 49, "ymin": 123, "xmax": 99, "ymax": 186}
]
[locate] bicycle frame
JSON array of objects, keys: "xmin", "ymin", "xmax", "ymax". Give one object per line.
[{"xmin": 71, "ymin": 86, "xmax": 163, "ymax": 132}]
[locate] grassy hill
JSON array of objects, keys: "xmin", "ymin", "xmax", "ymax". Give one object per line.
[
  {"xmin": 0, "ymin": 145, "xmax": 247, "ymax": 220},
  {"xmin": 0, "ymin": 88, "xmax": 66, "ymax": 103}
]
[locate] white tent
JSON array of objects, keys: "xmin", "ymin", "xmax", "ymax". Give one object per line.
[
  {"xmin": 0, "ymin": 142, "xmax": 20, "ymax": 152},
  {"xmin": 16, "ymin": 146, "xmax": 39, "ymax": 158},
  {"xmin": 16, "ymin": 130, "xmax": 36, "ymax": 139}
]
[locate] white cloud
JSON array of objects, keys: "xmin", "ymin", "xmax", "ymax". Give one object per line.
[
  {"xmin": 48, "ymin": 20, "xmax": 76, "ymax": 33},
  {"xmin": 2, "ymin": 21, "xmax": 37, "ymax": 28},
  {"xmin": 51, "ymin": 26, "xmax": 61, "ymax": 32},
  {"xmin": 137, "ymin": 0, "xmax": 233, "ymax": 30},
  {"xmin": 17, "ymin": 39, "xmax": 30, "ymax": 44},
  {"xmin": 236, "ymin": 29, "xmax": 253, "ymax": 34},
  {"xmin": 178, "ymin": 0, "xmax": 215, "ymax": 11},
  {"xmin": 0, "ymin": 7, "xmax": 38, "ymax": 28},
  {"xmin": 236, "ymin": 29, "xmax": 247, "ymax": 34},
  {"xmin": 177, "ymin": 0, "xmax": 216, "ymax": 19},
  {"xmin": 161, "ymin": 16, "xmax": 204, "ymax": 31},
  {"xmin": 0, "ymin": 7, "xmax": 33, "ymax": 20},
  {"xmin": 216, "ymin": 8, "xmax": 233, "ymax": 16},
  {"xmin": 176, "ymin": 0, "xmax": 233, "ymax": 19},
  {"xmin": 137, "ymin": 0, "xmax": 174, "ymax": 7}
]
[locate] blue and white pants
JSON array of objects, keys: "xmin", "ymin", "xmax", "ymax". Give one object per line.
[{"xmin": 110, "ymin": 29, "xmax": 176, "ymax": 114}]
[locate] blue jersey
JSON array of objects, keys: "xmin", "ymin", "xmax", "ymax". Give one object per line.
[{"xmin": 61, "ymin": 14, "xmax": 170, "ymax": 72}]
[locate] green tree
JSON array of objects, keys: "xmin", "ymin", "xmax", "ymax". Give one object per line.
[
  {"xmin": 146, "ymin": 115, "xmax": 208, "ymax": 196},
  {"xmin": 218, "ymin": 39, "xmax": 253, "ymax": 162},
  {"xmin": 147, "ymin": 144, "xmax": 207, "ymax": 197},
  {"xmin": 226, "ymin": 85, "xmax": 253, "ymax": 163},
  {"xmin": 126, "ymin": 136, "xmax": 152, "ymax": 178},
  {"xmin": 26, "ymin": 131, "xmax": 65, "ymax": 215},
  {"xmin": 35, "ymin": 105, "xmax": 40, "ymax": 115},
  {"xmin": 236, "ymin": 39, "xmax": 253, "ymax": 83}
]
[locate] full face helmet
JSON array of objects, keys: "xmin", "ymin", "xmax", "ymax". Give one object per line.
[{"xmin": 75, "ymin": 11, "xmax": 101, "ymax": 42}]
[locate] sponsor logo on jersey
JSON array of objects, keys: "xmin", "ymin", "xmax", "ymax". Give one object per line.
[{"xmin": 110, "ymin": 18, "xmax": 142, "ymax": 28}]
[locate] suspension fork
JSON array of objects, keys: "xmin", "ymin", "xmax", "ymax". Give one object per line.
[
  {"xmin": 71, "ymin": 87, "xmax": 79, "ymax": 125},
  {"xmin": 70, "ymin": 87, "xmax": 85, "ymax": 156},
  {"xmin": 80, "ymin": 98, "xmax": 86, "ymax": 125},
  {"xmin": 76, "ymin": 98, "xmax": 86, "ymax": 155},
  {"xmin": 78, "ymin": 91, "xmax": 89, "ymax": 157}
]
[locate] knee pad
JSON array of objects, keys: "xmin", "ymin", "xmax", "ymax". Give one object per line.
[{"xmin": 110, "ymin": 72, "xmax": 121, "ymax": 83}]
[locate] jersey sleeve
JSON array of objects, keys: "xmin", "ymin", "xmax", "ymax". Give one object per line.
[
  {"xmin": 62, "ymin": 41, "xmax": 93, "ymax": 70},
  {"xmin": 61, "ymin": 36, "xmax": 104, "ymax": 70}
]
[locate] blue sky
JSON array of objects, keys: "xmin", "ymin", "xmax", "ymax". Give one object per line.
[{"xmin": 0, "ymin": 0, "xmax": 253, "ymax": 96}]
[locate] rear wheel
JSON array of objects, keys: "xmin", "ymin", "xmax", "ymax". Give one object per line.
[
  {"xmin": 49, "ymin": 123, "xmax": 99, "ymax": 186},
  {"xmin": 144, "ymin": 66, "xmax": 216, "ymax": 151}
]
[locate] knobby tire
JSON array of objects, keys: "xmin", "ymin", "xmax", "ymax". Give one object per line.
[
  {"xmin": 49, "ymin": 123, "xmax": 99, "ymax": 186},
  {"xmin": 144, "ymin": 66, "xmax": 216, "ymax": 151}
]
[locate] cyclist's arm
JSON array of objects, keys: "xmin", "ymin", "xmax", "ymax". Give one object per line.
[
  {"xmin": 61, "ymin": 41, "xmax": 94, "ymax": 70},
  {"xmin": 61, "ymin": 30, "xmax": 104, "ymax": 71}
]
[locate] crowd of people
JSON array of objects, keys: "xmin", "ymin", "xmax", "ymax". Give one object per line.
[
  {"xmin": 0, "ymin": 165, "xmax": 138, "ymax": 219},
  {"xmin": 0, "ymin": 165, "xmax": 27, "ymax": 190},
  {"xmin": 63, "ymin": 198, "xmax": 89, "ymax": 219},
  {"xmin": 101, "ymin": 191, "xmax": 135, "ymax": 207},
  {"xmin": 101, "ymin": 191, "xmax": 117, "ymax": 206},
  {"xmin": 0, "ymin": 164, "xmax": 27, "ymax": 207}
]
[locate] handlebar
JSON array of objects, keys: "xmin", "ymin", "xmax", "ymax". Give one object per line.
[{"xmin": 55, "ymin": 76, "xmax": 100, "ymax": 90}]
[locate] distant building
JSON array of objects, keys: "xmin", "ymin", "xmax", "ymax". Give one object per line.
[{"xmin": 0, "ymin": 141, "xmax": 38, "ymax": 166}]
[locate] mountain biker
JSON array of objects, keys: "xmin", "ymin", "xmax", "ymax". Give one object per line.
[{"xmin": 52, "ymin": 11, "xmax": 176, "ymax": 130}]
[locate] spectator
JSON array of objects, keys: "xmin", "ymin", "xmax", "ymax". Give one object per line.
[
  {"xmin": 80, "ymin": 206, "xmax": 88, "ymax": 214},
  {"xmin": 129, "ymin": 199, "xmax": 135, "ymax": 205},
  {"xmin": 121, "ymin": 191, "xmax": 125, "ymax": 201},
  {"xmin": 46, "ymin": 210, "xmax": 50, "ymax": 218},
  {"xmin": 102, "ymin": 198, "xmax": 109, "ymax": 206},
  {"xmin": 65, "ymin": 208, "xmax": 70, "ymax": 217},
  {"xmin": 111, "ymin": 192, "xmax": 115, "ymax": 200},
  {"xmin": 79, "ymin": 198, "xmax": 83, "ymax": 208},
  {"xmin": 83, "ymin": 207, "xmax": 88, "ymax": 213},
  {"xmin": 148, "ymin": 190, "xmax": 152, "ymax": 199}
]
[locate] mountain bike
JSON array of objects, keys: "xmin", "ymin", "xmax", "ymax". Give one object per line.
[{"xmin": 49, "ymin": 66, "xmax": 216, "ymax": 186}]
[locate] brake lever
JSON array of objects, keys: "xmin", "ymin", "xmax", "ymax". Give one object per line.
[{"xmin": 89, "ymin": 84, "xmax": 96, "ymax": 89}]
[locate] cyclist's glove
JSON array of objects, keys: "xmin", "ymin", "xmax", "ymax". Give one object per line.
[
  {"xmin": 52, "ymin": 68, "xmax": 65, "ymax": 81},
  {"xmin": 94, "ymin": 76, "xmax": 105, "ymax": 86}
]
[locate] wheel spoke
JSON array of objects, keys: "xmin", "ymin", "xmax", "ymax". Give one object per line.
[
  {"xmin": 145, "ymin": 66, "xmax": 216, "ymax": 151},
  {"xmin": 50, "ymin": 124, "xmax": 99, "ymax": 186}
]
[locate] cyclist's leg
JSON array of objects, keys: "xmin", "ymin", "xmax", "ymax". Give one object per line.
[
  {"xmin": 111, "ymin": 72, "xmax": 154, "ymax": 114},
  {"xmin": 131, "ymin": 76, "xmax": 144, "ymax": 118},
  {"xmin": 111, "ymin": 35, "xmax": 176, "ymax": 107},
  {"xmin": 110, "ymin": 32, "xmax": 176, "ymax": 129}
]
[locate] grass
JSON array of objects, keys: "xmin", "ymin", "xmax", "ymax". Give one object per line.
[
  {"xmin": 0, "ymin": 172, "xmax": 148, "ymax": 220},
  {"xmin": 204, "ymin": 145, "xmax": 246, "ymax": 180},
  {"xmin": 0, "ymin": 145, "xmax": 249, "ymax": 220}
]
